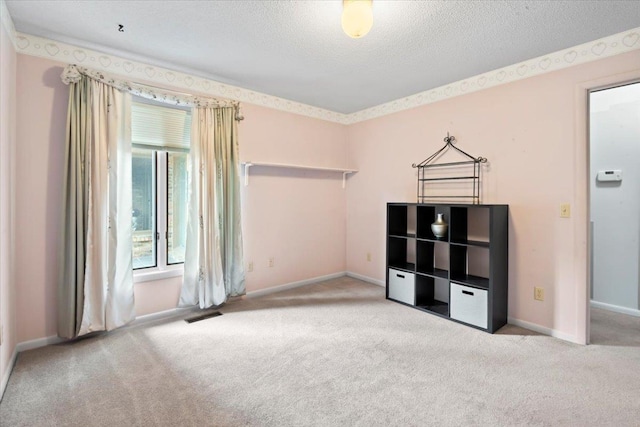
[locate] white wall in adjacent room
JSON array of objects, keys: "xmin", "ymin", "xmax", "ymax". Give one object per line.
[
  {"xmin": 0, "ymin": 7, "xmax": 17, "ymax": 396},
  {"xmin": 590, "ymin": 82, "xmax": 640, "ymax": 311}
]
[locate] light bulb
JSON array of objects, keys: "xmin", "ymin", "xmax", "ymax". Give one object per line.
[{"xmin": 342, "ymin": 0, "xmax": 373, "ymax": 39}]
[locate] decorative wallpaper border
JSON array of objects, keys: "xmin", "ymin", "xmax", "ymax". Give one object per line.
[
  {"xmin": 2, "ymin": 2, "xmax": 638, "ymax": 126},
  {"xmin": 11, "ymin": 30, "xmax": 351, "ymax": 125},
  {"xmin": 346, "ymin": 27, "xmax": 640, "ymax": 124}
]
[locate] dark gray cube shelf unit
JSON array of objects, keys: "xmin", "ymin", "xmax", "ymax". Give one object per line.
[{"xmin": 386, "ymin": 203, "xmax": 508, "ymax": 333}]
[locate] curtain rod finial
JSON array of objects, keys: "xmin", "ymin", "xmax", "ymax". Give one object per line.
[{"xmin": 235, "ymin": 105, "xmax": 244, "ymax": 121}]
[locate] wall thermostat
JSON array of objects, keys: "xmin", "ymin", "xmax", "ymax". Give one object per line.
[{"xmin": 596, "ymin": 170, "xmax": 622, "ymax": 182}]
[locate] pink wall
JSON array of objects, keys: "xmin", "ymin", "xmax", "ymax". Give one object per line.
[
  {"xmin": 0, "ymin": 18, "xmax": 17, "ymax": 392},
  {"xmin": 240, "ymin": 104, "xmax": 348, "ymax": 291},
  {"xmin": 14, "ymin": 55, "xmax": 66, "ymax": 343},
  {"xmin": 134, "ymin": 277, "xmax": 182, "ymax": 317},
  {"xmin": 14, "ymin": 54, "xmax": 349, "ymax": 340},
  {"xmin": 11, "ymin": 42, "xmax": 640, "ymax": 345},
  {"xmin": 346, "ymin": 50, "xmax": 640, "ymax": 342}
]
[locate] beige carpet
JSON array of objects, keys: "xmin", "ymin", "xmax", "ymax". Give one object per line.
[
  {"xmin": 1, "ymin": 277, "xmax": 639, "ymax": 426},
  {"xmin": 590, "ymin": 306, "xmax": 640, "ymax": 347}
]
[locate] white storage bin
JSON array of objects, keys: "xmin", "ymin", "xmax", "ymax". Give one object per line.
[
  {"xmin": 388, "ymin": 268, "xmax": 415, "ymax": 305},
  {"xmin": 450, "ymin": 282, "xmax": 488, "ymax": 329}
]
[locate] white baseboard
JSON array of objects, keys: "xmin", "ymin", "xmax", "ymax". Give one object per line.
[
  {"xmin": 1, "ymin": 347, "xmax": 18, "ymax": 402},
  {"xmin": 346, "ymin": 271, "xmax": 385, "ymax": 287},
  {"xmin": 0, "ymin": 306, "xmax": 195, "ymax": 401},
  {"xmin": 0, "ymin": 271, "xmax": 360, "ymax": 401},
  {"xmin": 130, "ymin": 306, "xmax": 196, "ymax": 327},
  {"xmin": 1, "ymin": 270, "xmax": 375, "ymax": 397},
  {"xmin": 245, "ymin": 271, "xmax": 347, "ymax": 298},
  {"xmin": 344, "ymin": 274, "xmax": 584, "ymax": 344},
  {"xmin": 3, "ymin": 336, "xmax": 65, "ymax": 400},
  {"xmin": 508, "ymin": 317, "xmax": 579, "ymax": 344},
  {"xmin": 10, "ymin": 272, "xmax": 350, "ymax": 354},
  {"xmin": 14, "ymin": 307, "xmax": 195, "ymax": 354},
  {"xmin": 347, "ymin": 273, "xmax": 580, "ymax": 344},
  {"xmin": 590, "ymin": 300, "xmax": 640, "ymax": 317},
  {"xmin": 15, "ymin": 335, "xmax": 64, "ymax": 353}
]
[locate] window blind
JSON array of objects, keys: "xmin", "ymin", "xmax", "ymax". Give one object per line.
[{"xmin": 132, "ymin": 102, "xmax": 191, "ymax": 152}]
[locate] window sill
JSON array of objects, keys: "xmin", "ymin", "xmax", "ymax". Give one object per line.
[{"xmin": 133, "ymin": 266, "xmax": 183, "ymax": 283}]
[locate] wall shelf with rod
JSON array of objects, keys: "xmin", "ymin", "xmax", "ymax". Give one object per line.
[{"xmin": 241, "ymin": 161, "xmax": 358, "ymax": 188}]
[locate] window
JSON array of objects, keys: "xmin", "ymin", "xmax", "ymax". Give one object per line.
[{"xmin": 131, "ymin": 100, "xmax": 191, "ymax": 274}]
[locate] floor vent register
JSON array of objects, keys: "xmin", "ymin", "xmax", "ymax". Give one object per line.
[{"xmin": 184, "ymin": 311, "xmax": 223, "ymax": 324}]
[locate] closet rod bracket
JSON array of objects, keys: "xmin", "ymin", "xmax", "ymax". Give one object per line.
[{"xmin": 244, "ymin": 163, "xmax": 253, "ymax": 186}]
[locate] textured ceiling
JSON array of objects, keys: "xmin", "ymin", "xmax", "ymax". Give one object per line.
[{"xmin": 6, "ymin": 0, "xmax": 640, "ymax": 114}]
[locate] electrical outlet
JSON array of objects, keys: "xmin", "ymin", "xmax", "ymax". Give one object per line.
[
  {"xmin": 269, "ymin": 257, "xmax": 274, "ymax": 268},
  {"xmin": 560, "ymin": 204, "xmax": 571, "ymax": 218},
  {"xmin": 366, "ymin": 252, "xmax": 371, "ymax": 262},
  {"xmin": 248, "ymin": 261, "xmax": 254, "ymax": 272},
  {"xmin": 534, "ymin": 287, "xmax": 544, "ymax": 301}
]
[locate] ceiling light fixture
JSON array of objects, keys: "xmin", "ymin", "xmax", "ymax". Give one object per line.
[{"xmin": 341, "ymin": 0, "xmax": 373, "ymax": 39}]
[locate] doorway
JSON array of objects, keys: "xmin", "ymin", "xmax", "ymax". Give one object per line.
[{"xmin": 589, "ymin": 82, "xmax": 640, "ymax": 345}]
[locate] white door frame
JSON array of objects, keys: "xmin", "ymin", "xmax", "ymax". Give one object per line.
[{"xmin": 574, "ymin": 70, "xmax": 640, "ymax": 345}]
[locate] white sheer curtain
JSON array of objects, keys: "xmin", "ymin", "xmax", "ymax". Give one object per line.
[
  {"xmin": 180, "ymin": 106, "xmax": 245, "ymax": 308},
  {"xmin": 59, "ymin": 71, "xmax": 135, "ymax": 338}
]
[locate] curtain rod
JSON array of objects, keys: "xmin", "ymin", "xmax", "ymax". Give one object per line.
[
  {"xmin": 134, "ymin": 81, "xmax": 200, "ymax": 99},
  {"xmin": 61, "ymin": 64, "xmax": 245, "ymax": 121}
]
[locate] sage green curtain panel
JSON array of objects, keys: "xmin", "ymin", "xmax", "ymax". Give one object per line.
[
  {"xmin": 180, "ymin": 107, "xmax": 245, "ymax": 308},
  {"xmin": 59, "ymin": 71, "xmax": 135, "ymax": 339}
]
